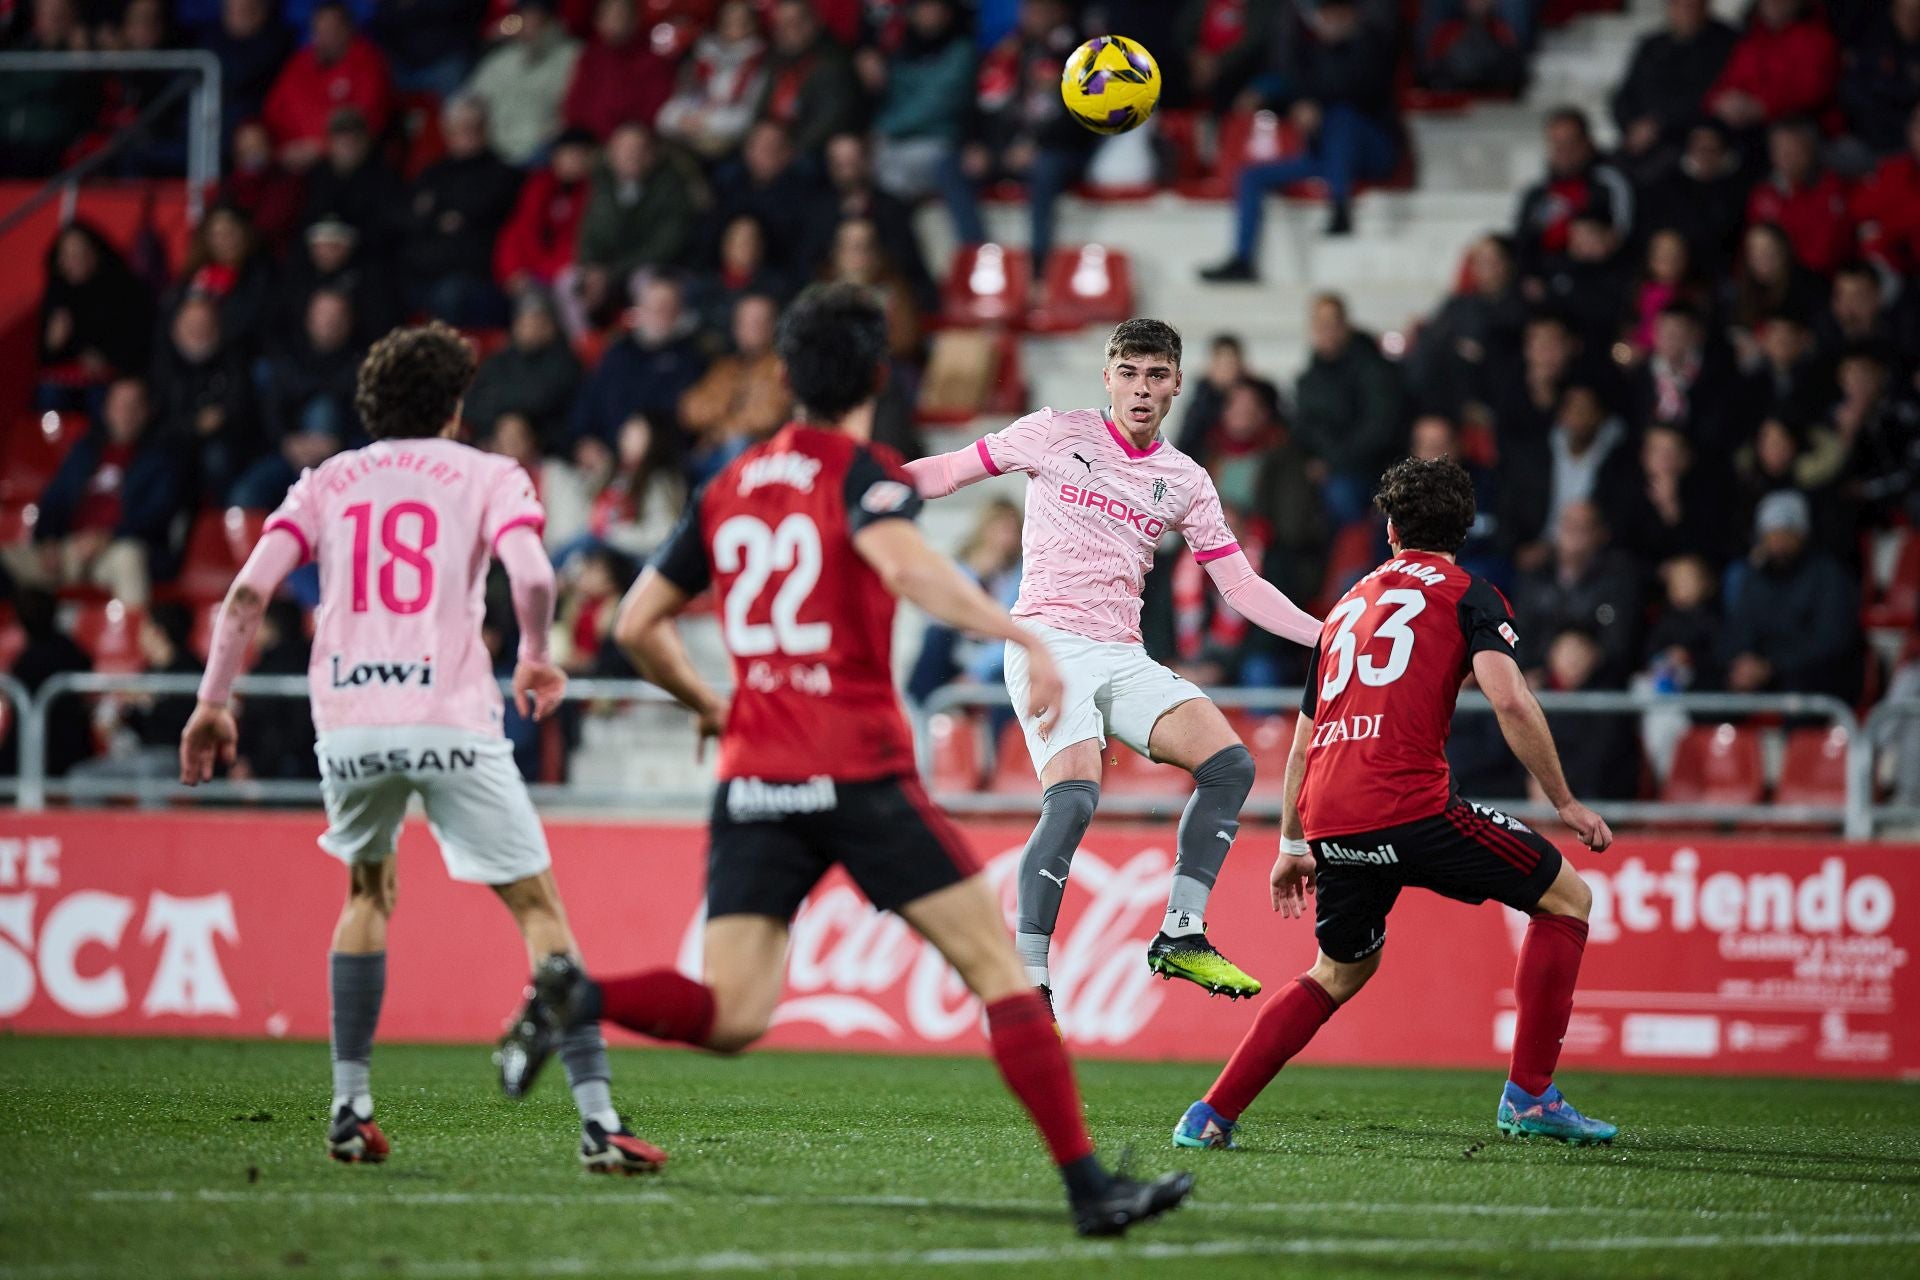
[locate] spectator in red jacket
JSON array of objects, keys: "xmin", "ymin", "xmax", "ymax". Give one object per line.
[
  {"xmin": 1746, "ymin": 116, "xmax": 1855, "ymax": 274},
  {"xmin": 1853, "ymin": 102, "xmax": 1920, "ymax": 274},
  {"xmin": 219, "ymin": 119, "xmax": 305, "ymax": 255},
  {"xmin": 561, "ymin": 0, "xmax": 676, "ymax": 139},
  {"xmin": 1707, "ymin": 0, "xmax": 1838, "ymax": 135},
  {"xmin": 263, "ymin": 0, "xmax": 393, "ymax": 171},
  {"xmin": 494, "ymin": 126, "xmax": 597, "ymax": 295}
]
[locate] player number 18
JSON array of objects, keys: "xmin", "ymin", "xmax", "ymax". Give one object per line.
[{"xmin": 1320, "ymin": 588, "xmax": 1426, "ymax": 700}]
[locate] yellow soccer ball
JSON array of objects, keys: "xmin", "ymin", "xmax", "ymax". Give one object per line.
[{"xmin": 1060, "ymin": 34, "xmax": 1162, "ymax": 136}]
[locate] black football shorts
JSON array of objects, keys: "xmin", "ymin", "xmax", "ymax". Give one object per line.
[
  {"xmin": 1311, "ymin": 797, "xmax": 1564, "ymax": 963},
  {"xmin": 705, "ymin": 774, "xmax": 981, "ymax": 920}
]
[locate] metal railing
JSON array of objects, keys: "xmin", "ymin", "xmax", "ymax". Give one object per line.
[
  {"xmin": 9, "ymin": 672, "xmax": 706, "ymax": 813},
  {"xmin": 914, "ymin": 685, "xmax": 1875, "ymax": 836},
  {"xmin": 0, "ymin": 50, "xmax": 223, "ymax": 224},
  {"xmin": 0, "ymin": 673, "xmax": 1903, "ymax": 836}
]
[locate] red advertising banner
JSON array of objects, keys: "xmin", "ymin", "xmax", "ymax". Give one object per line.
[{"xmin": 0, "ymin": 812, "xmax": 1913, "ymax": 1078}]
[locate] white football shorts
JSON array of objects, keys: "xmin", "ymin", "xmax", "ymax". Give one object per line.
[
  {"xmin": 313, "ymin": 726, "xmax": 551, "ymax": 884},
  {"xmin": 1002, "ymin": 622, "xmax": 1206, "ymax": 773}
]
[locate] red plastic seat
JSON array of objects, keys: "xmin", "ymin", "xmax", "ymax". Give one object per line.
[
  {"xmin": 0, "ymin": 603, "xmax": 25, "ymax": 673},
  {"xmin": 1026, "ymin": 245, "xmax": 1136, "ymax": 334},
  {"xmin": 927, "ymin": 710, "xmax": 984, "ymax": 792},
  {"xmin": 67, "ymin": 599, "xmax": 146, "ymax": 674},
  {"xmin": 987, "ymin": 718, "xmax": 1042, "ymax": 795},
  {"xmin": 939, "ymin": 243, "xmax": 1031, "ymax": 327},
  {"xmin": 1316, "ymin": 520, "xmax": 1382, "ymax": 614},
  {"xmin": 171, "ymin": 509, "xmax": 245, "ymax": 601},
  {"xmin": 1, "ymin": 412, "xmax": 85, "ymax": 501},
  {"xmin": 1228, "ymin": 709, "xmax": 1299, "ymax": 798},
  {"xmin": 1175, "ymin": 109, "xmax": 1302, "ymax": 200},
  {"xmin": 224, "ymin": 507, "xmax": 267, "ymax": 564},
  {"xmin": 1099, "ymin": 740, "xmax": 1194, "ymax": 799},
  {"xmin": 1775, "ymin": 726, "xmax": 1850, "ymax": 807},
  {"xmin": 914, "ymin": 330, "xmax": 1029, "ymax": 427},
  {"xmin": 1862, "ymin": 528, "xmax": 1919, "ymax": 631},
  {"xmin": 0, "ymin": 500, "xmax": 38, "ymax": 544},
  {"xmin": 1661, "ymin": 723, "xmax": 1766, "ymax": 805}
]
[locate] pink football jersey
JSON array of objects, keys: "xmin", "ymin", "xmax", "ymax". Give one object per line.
[
  {"xmin": 978, "ymin": 407, "xmax": 1238, "ymax": 643},
  {"xmin": 262, "ymin": 437, "xmax": 543, "ymax": 736}
]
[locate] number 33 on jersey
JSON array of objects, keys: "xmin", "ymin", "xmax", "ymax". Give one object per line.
[
  {"xmin": 650, "ymin": 424, "xmax": 926, "ymax": 784},
  {"xmin": 1296, "ymin": 555, "xmax": 1520, "ymax": 839}
]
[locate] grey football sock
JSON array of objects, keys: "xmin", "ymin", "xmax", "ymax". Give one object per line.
[
  {"xmin": 1165, "ymin": 745, "xmax": 1257, "ymax": 928},
  {"xmin": 559, "ymin": 1022, "xmax": 617, "ymax": 1128},
  {"xmin": 329, "ymin": 951, "xmax": 386, "ymax": 1103},
  {"xmin": 1015, "ymin": 779, "xmax": 1100, "ymax": 983}
]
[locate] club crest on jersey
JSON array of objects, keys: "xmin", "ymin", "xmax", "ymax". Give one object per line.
[
  {"xmin": 738, "ymin": 453, "xmax": 822, "ymax": 495},
  {"xmin": 860, "ymin": 480, "xmax": 913, "ymax": 514},
  {"xmin": 329, "ymin": 654, "xmax": 433, "ymax": 689},
  {"xmin": 1151, "ymin": 478, "xmax": 1167, "ymax": 505}
]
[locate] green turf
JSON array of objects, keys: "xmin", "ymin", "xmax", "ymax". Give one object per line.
[{"xmin": 2, "ymin": 1037, "xmax": 1917, "ymax": 1279}]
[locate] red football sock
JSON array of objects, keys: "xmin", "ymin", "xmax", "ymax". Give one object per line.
[
  {"xmin": 1509, "ymin": 913, "xmax": 1589, "ymax": 1095},
  {"xmin": 1203, "ymin": 975, "xmax": 1337, "ymax": 1121},
  {"xmin": 594, "ymin": 969, "xmax": 716, "ymax": 1047},
  {"xmin": 986, "ymin": 992, "xmax": 1096, "ymax": 1166}
]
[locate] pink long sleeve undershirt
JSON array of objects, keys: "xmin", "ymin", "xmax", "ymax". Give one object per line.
[
  {"xmin": 197, "ymin": 524, "xmax": 559, "ymax": 707},
  {"xmin": 1202, "ymin": 550, "xmax": 1324, "ymax": 647},
  {"xmin": 495, "ymin": 524, "xmax": 556, "ymax": 664},
  {"xmin": 904, "ymin": 442, "xmax": 993, "ymax": 498}
]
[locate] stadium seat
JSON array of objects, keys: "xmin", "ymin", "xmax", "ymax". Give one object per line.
[
  {"xmin": 0, "ymin": 603, "xmax": 24, "ymax": 673},
  {"xmin": 224, "ymin": 507, "xmax": 267, "ymax": 564},
  {"xmin": 1099, "ymin": 740, "xmax": 1194, "ymax": 799},
  {"xmin": 1, "ymin": 412, "xmax": 85, "ymax": 501},
  {"xmin": 1229, "ymin": 709, "xmax": 1299, "ymax": 798},
  {"xmin": 1316, "ymin": 520, "xmax": 1383, "ymax": 613},
  {"xmin": 1026, "ymin": 245, "xmax": 1136, "ymax": 334},
  {"xmin": 0, "ymin": 500, "xmax": 38, "ymax": 544},
  {"xmin": 1174, "ymin": 110, "xmax": 1302, "ymax": 200},
  {"xmin": 915, "ymin": 329, "xmax": 1027, "ymax": 426},
  {"xmin": 927, "ymin": 710, "xmax": 984, "ymax": 792},
  {"xmin": 987, "ymin": 718, "xmax": 1042, "ymax": 795},
  {"xmin": 1661, "ymin": 723, "xmax": 1766, "ymax": 805},
  {"xmin": 67, "ymin": 599, "xmax": 145, "ymax": 674},
  {"xmin": 170, "ymin": 509, "xmax": 246, "ymax": 602},
  {"xmin": 939, "ymin": 243, "xmax": 1030, "ymax": 327},
  {"xmin": 1775, "ymin": 726, "xmax": 1850, "ymax": 808},
  {"xmin": 1861, "ymin": 528, "xmax": 1919, "ymax": 632}
]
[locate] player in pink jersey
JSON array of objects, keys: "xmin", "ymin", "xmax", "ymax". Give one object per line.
[
  {"xmin": 179, "ymin": 323, "xmax": 662, "ymax": 1175},
  {"xmin": 906, "ymin": 319, "xmax": 1325, "ymax": 1008}
]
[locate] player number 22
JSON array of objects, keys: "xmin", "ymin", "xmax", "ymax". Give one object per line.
[
  {"xmin": 714, "ymin": 513, "xmax": 831, "ymax": 656},
  {"xmin": 344, "ymin": 500, "xmax": 438, "ymax": 614},
  {"xmin": 1320, "ymin": 588, "xmax": 1426, "ymax": 700}
]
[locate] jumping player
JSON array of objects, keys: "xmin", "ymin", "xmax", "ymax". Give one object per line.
[
  {"xmin": 494, "ymin": 284, "xmax": 1195, "ymax": 1237},
  {"xmin": 1173, "ymin": 456, "xmax": 1619, "ymax": 1150},
  {"xmin": 180, "ymin": 323, "xmax": 659, "ymax": 1174},
  {"xmin": 903, "ymin": 320, "xmax": 1323, "ymax": 1006}
]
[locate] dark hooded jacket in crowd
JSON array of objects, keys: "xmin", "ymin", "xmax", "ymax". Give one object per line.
[{"xmin": 38, "ymin": 221, "xmax": 156, "ymax": 377}]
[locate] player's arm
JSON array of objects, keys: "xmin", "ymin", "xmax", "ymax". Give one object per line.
[
  {"xmin": 1472, "ymin": 648, "xmax": 1613, "ymax": 852},
  {"xmin": 496, "ymin": 525, "xmax": 565, "ymax": 722},
  {"xmin": 180, "ymin": 528, "xmax": 304, "ymax": 784},
  {"xmin": 1271, "ymin": 642, "xmax": 1322, "ymax": 915},
  {"xmin": 852, "ymin": 519, "xmax": 1060, "ymax": 737},
  {"xmin": 614, "ymin": 569, "xmax": 727, "ymax": 749},
  {"xmin": 902, "ymin": 440, "xmax": 996, "ymax": 499},
  {"xmin": 1202, "ymin": 549, "xmax": 1322, "ymax": 646}
]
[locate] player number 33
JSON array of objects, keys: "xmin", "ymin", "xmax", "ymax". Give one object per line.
[{"xmin": 1320, "ymin": 588, "xmax": 1426, "ymax": 700}]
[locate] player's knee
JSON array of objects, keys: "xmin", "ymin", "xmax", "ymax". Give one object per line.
[
  {"xmin": 1040, "ymin": 778, "xmax": 1100, "ymax": 828},
  {"xmin": 1194, "ymin": 743, "xmax": 1255, "ymax": 801},
  {"xmin": 1308, "ymin": 950, "xmax": 1379, "ymax": 1005},
  {"xmin": 1540, "ymin": 870, "xmax": 1593, "ymax": 922},
  {"xmin": 704, "ymin": 1008, "xmax": 769, "ymax": 1055},
  {"xmin": 348, "ymin": 861, "xmax": 397, "ymax": 916}
]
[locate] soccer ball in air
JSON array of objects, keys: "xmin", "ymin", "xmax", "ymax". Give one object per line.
[{"xmin": 1060, "ymin": 35, "xmax": 1161, "ymax": 136}]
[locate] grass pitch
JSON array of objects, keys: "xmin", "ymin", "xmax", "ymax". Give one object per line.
[{"xmin": 1, "ymin": 1037, "xmax": 1917, "ymax": 1279}]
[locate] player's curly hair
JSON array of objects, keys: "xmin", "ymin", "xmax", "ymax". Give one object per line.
[
  {"xmin": 1105, "ymin": 317, "xmax": 1181, "ymax": 367},
  {"xmin": 354, "ymin": 321, "xmax": 476, "ymax": 440},
  {"xmin": 777, "ymin": 282, "xmax": 888, "ymax": 422},
  {"xmin": 1374, "ymin": 456, "xmax": 1477, "ymax": 555}
]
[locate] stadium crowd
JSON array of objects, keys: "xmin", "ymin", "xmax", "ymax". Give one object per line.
[{"xmin": 2, "ymin": 0, "xmax": 1917, "ymax": 801}]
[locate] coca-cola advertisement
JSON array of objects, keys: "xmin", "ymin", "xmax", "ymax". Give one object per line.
[{"xmin": 1, "ymin": 812, "xmax": 1913, "ymax": 1078}]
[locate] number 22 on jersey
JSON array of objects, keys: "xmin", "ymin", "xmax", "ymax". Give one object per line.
[
  {"xmin": 1320, "ymin": 587, "xmax": 1426, "ymax": 700},
  {"xmin": 714, "ymin": 513, "xmax": 831, "ymax": 656},
  {"xmin": 344, "ymin": 500, "xmax": 438, "ymax": 615}
]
